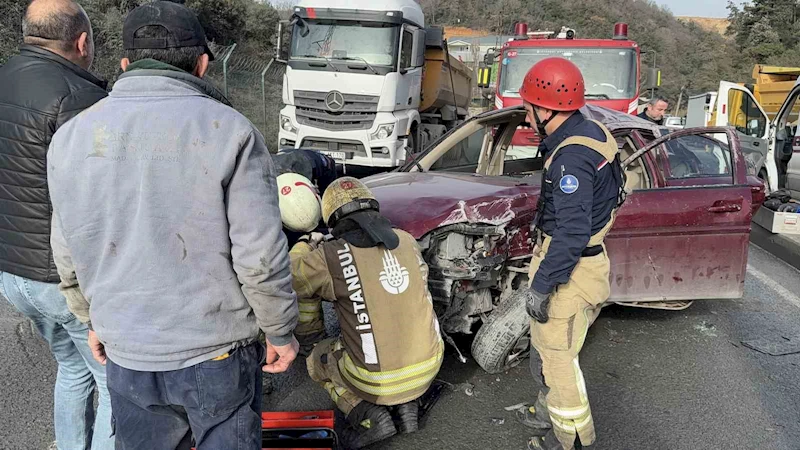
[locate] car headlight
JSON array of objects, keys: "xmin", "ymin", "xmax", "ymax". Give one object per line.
[
  {"xmin": 281, "ymin": 115, "xmax": 298, "ymax": 134},
  {"xmin": 370, "ymin": 123, "xmax": 395, "ymax": 141}
]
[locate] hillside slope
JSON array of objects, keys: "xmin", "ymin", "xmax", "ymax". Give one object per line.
[{"xmin": 678, "ymin": 17, "xmax": 729, "ymax": 35}]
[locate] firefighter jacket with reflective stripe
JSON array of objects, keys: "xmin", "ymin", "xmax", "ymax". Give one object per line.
[
  {"xmin": 531, "ymin": 113, "xmax": 624, "ymax": 295},
  {"xmin": 290, "ymin": 229, "xmax": 443, "ymax": 405}
]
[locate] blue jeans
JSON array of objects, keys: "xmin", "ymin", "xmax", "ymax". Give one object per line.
[
  {"xmin": 0, "ymin": 272, "xmax": 114, "ymax": 450},
  {"xmin": 106, "ymin": 342, "xmax": 265, "ymax": 450}
]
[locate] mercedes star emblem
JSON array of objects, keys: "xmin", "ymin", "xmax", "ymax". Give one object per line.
[{"xmin": 325, "ymin": 91, "xmax": 345, "ymax": 112}]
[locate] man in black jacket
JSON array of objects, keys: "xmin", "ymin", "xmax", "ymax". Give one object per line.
[{"xmin": 0, "ymin": 0, "xmax": 112, "ymax": 448}]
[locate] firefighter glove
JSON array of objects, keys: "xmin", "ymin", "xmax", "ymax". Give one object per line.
[{"xmin": 525, "ymin": 289, "xmax": 551, "ymax": 324}]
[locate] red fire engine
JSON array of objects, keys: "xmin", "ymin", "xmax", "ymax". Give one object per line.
[{"xmin": 482, "ymin": 23, "xmax": 655, "ymax": 149}]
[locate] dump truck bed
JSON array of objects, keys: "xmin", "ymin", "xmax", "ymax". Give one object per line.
[{"xmin": 420, "ymin": 47, "xmax": 473, "ymax": 114}]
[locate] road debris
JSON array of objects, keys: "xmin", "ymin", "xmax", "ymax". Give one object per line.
[
  {"xmin": 504, "ymin": 403, "xmax": 527, "ymax": 412},
  {"xmin": 455, "ymin": 382, "xmax": 475, "ymax": 397},
  {"xmin": 693, "ymin": 321, "xmax": 718, "ymax": 337},
  {"xmin": 491, "ymin": 418, "xmax": 505, "ymax": 426},
  {"xmin": 742, "ymin": 335, "xmax": 800, "ymax": 356}
]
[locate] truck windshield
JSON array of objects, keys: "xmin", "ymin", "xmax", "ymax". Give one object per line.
[
  {"xmin": 290, "ymin": 20, "xmax": 400, "ymax": 67},
  {"xmin": 499, "ymin": 48, "xmax": 638, "ymax": 100}
]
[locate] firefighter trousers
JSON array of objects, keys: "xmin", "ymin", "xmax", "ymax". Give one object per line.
[
  {"xmin": 528, "ymin": 239, "xmax": 611, "ymax": 449},
  {"xmin": 307, "ymin": 338, "xmax": 363, "ymax": 416},
  {"xmin": 295, "ymin": 297, "xmax": 326, "ymax": 345}
]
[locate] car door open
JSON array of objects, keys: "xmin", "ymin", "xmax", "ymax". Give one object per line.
[{"xmin": 609, "ymin": 127, "xmax": 754, "ymax": 303}]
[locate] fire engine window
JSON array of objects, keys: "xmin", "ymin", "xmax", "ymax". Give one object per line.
[
  {"xmin": 728, "ymin": 90, "xmax": 766, "ymax": 138},
  {"xmin": 499, "ymin": 48, "xmax": 637, "ymax": 100},
  {"xmin": 400, "ymin": 30, "xmax": 413, "ymax": 69}
]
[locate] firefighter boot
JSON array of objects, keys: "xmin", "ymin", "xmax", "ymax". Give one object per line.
[
  {"xmin": 527, "ymin": 430, "xmax": 565, "ymax": 450},
  {"xmin": 341, "ymin": 403, "xmax": 398, "ymax": 449},
  {"xmin": 516, "ymin": 392, "xmax": 552, "ymax": 436},
  {"xmin": 393, "ymin": 401, "xmax": 419, "ymax": 434}
]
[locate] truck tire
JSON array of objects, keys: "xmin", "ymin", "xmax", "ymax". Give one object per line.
[
  {"xmin": 471, "ymin": 291, "xmax": 531, "ymax": 374},
  {"xmin": 409, "ymin": 125, "xmax": 419, "ymax": 154}
]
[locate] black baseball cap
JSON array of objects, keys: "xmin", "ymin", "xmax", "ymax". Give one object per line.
[{"xmin": 123, "ymin": 1, "xmax": 215, "ymax": 61}]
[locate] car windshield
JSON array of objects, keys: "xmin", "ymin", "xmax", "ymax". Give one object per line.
[
  {"xmin": 499, "ymin": 47, "xmax": 638, "ymax": 100},
  {"xmin": 290, "ymin": 20, "xmax": 400, "ymax": 67}
]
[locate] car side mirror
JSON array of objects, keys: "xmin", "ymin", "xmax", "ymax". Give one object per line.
[{"xmin": 411, "ymin": 29, "xmax": 426, "ymax": 68}]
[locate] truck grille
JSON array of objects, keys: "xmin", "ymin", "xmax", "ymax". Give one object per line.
[{"xmin": 294, "ymin": 90, "xmax": 379, "ymax": 131}]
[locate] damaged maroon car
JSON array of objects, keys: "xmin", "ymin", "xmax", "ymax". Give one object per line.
[{"xmin": 362, "ymin": 105, "xmax": 766, "ymax": 374}]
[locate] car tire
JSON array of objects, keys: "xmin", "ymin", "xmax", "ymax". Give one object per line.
[{"xmin": 471, "ymin": 290, "xmax": 531, "ymax": 374}]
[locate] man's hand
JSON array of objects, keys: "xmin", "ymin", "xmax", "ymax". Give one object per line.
[
  {"xmin": 88, "ymin": 330, "xmax": 107, "ymax": 365},
  {"xmin": 263, "ymin": 336, "xmax": 300, "ymax": 373},
  {"xmin": 525, "ymin": 289, "xmax": 551, "ymax": 324}
]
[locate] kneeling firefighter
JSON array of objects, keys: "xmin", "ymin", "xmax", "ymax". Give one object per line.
[
  {"xmin": 515, "ymin": 58, "xmax": 625, "ymax": 450},
  {"xmin": 288, "ymin": 177, "xmax": 444, "ymax": 449},
  {"xmin": 276, "ymin": 173, "xmax": 327, "ymax": 347}
]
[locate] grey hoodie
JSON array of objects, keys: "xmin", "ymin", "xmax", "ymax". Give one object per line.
[{"xmin": 47, "ymin": 69, "xmax": 298, "ymax": 371}]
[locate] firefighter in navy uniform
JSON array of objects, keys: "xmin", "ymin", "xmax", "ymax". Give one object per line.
[
  {"xmin": 288, "ymin": 177, "xmax": 444, "ymax": 449},
  {"xmin": 514, "ymin": 58, "xmax": 626, "ymax": 450}
]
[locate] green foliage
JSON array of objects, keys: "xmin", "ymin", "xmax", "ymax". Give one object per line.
[
  {"xmin": 0, "ymin": 0, "xmax": 24, "ymax": 65},
  {"xmin": 0, "ymin": 0, "xmax": 281, "ymax": 142},
  {"xmin": 185, "ymin": 0, "xmax": 247, "ymax": 45},
  {"xmin": 728, "ymin": 0, "xmax": 800, "ymax": 76}
]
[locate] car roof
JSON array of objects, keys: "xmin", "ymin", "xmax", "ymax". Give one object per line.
[{"xmin": 579, "ymin": 104, "xmax": 664, "ymax": 135}]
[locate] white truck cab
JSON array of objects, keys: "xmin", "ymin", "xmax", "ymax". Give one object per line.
[{"xmin": 278, "ymin": 0, "xmax": 428, "ymax": 168}]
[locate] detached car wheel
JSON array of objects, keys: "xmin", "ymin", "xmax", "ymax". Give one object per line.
[{"xmin": 471, "ymin": 290, "xmax": 531, "ymax": 374}]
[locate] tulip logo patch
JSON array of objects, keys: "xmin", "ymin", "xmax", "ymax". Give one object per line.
[
  {"xmin": 379, "ymin": 250, "xmax": 410, "ymax": 295},
  {"xmin": 560, "ymin": 175, "xmax": 579, "ymax": 194}
]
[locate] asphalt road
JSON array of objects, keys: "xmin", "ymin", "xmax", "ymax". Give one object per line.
[{"xmin": 2, "ymin": 244, "xmax": 800, "ymax": 450}]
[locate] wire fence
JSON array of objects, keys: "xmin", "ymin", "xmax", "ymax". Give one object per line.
[{"xmin": 206, "ymin": 43, "xmax": 286, "ymax": 151}]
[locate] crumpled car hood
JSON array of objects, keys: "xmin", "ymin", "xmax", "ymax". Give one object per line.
[{"xmin": 363, "ymin": 172, "xmax": 541, "ymax": 239}]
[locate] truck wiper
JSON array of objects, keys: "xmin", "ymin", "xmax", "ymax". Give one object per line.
[
  {"xmin": 335, "ymin": 56, "xmax": 378, "ymax": 75},
  {"xmin": 585, "ymin": 93, "xmax": 611, "ymax": 100},
  {"xmin": 295, "ymin": 55, "xmax": 340, "ymax": 72}
]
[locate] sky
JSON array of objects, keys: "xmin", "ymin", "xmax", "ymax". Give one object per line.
[{"xmin": 658, "ymin": 0, "xmax": 744, "ymax": 18}]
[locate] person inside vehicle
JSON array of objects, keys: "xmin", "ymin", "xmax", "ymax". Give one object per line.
[
  {"xmin": 289, "ymin": 177, "xmax": 444, "ymax": 449},
  {"xmin": 638, "ymin": 96, "xmax": 669, "ymax": 125},
  {"xmin": 515, "ymin": 58, "xmax": 625, "ymax": 450}
]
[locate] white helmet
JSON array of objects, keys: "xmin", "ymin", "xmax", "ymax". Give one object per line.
[{"xmin": 277, "ymin": 173, "xmax": 322, "ymax": 232}]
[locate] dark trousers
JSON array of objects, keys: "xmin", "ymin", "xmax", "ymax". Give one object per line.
[{"xmin": 106, "ymin": 342, "xmax": 264, "ymax": 450}]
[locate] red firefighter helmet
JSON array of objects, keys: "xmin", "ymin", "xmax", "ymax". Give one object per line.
[{"xmin": 519, "ymin": 57, "xmax": 586, "ymax": 111}]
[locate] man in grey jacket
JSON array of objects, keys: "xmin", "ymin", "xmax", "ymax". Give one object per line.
[{"xmin": 47, "ymin": 2, "xmax": 299, "ymax": 448}]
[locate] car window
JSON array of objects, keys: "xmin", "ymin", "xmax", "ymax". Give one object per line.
[
  {"xmin": 728, "ymin": 89, "xmax": 766, "ymax": 137},
  {"xmin": 654, "ymin": 134, "xmax": 734, "ymax": 184},
  {"xmin": 429, "ymin": 127, "xmax": 488, "ymax": 172}
]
